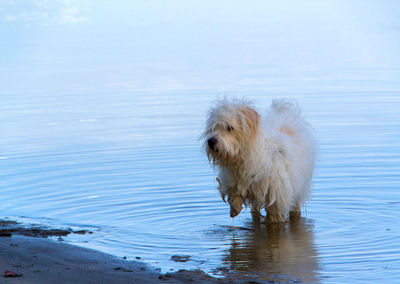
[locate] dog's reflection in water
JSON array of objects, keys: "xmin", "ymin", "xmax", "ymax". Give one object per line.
[{"xmin": 221, "ymin": 217, "xmax": 319, "ymax": 283}]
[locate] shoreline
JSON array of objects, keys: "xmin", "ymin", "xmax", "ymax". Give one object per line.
[{"xmin": 0, "ymin": 220, "xmax": 222, "ymax": 284}]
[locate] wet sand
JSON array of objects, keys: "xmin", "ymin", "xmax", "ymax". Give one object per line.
[{"xmin": 0, "ymin": 220, "xmax": 222, "ymax": 284}]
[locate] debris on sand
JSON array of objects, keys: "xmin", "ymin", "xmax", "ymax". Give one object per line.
[
  {"xmin": 4, "ymin": 270, "xmax": 23, "ymax": 278},
  {"xmin": 0, "ymin": 220, "xmax": 92, "ymax": 238}
]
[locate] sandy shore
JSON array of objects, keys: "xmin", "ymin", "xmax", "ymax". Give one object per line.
[{"xmin": 0, "ymin": 221, "xmax": 224, "ymax": 284}]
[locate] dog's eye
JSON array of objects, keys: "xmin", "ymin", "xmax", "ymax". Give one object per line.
[{"xmin": 226, "ymin": 125, "xmax": 234, "ymax": 132}]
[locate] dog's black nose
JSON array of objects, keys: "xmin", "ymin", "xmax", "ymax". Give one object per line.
[{"xmin": 207, "ymin": 137, "xmax": 217, "ymax": 150}]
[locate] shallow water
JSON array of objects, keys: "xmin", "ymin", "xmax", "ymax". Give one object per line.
[{"xmin": 1, "ymin": 1, "xmax": 400, "ymax": 283}]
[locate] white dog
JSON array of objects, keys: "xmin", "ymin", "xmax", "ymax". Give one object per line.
[{"xmin": 202, "ymin": 98, "xmax": 317, "ymax": 223}]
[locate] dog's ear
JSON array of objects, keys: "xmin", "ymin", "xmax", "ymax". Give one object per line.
[{"xmin": 241, "ymin": 107, "xmax": 260, "ymax": 141}]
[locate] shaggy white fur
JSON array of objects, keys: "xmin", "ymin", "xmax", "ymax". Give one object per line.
[{"xmin": 202, "ymin": 98, "xmax": 317, "ymax": 223}]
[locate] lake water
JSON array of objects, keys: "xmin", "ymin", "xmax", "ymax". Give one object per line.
[{"xmin": 1, "ymin": 1, "xmax": 400, "ymax": 283}]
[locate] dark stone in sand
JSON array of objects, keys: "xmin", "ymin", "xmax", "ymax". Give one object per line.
[{"xmin": 170, "ymin": 255, "xmax": 191, "ymax": 262}]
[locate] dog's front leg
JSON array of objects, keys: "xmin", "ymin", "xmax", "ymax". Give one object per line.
[
  {"xmin": 218, "ymin": 181, "xmax": 243, "ymax": 218},
  {"xmin": 251, "ymin": 207, "xmax": 263, "ymax": 223},
  {"xmin": 217, "ymin": 171, "xmax": 245, "ymax": 218},
  {"xmin": 228, "ymin": 181, "xmax": 250, "ymax": 218}
]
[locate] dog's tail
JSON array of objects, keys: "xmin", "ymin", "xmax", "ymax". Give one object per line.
[{"xmin": 271, "ymin": 99, "xmax": 301, "ymax": 117}]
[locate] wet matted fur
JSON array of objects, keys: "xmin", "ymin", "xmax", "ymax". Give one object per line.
[{"xmin": 202, "ymin": 98, "xmax": 317, "ymax": 223}]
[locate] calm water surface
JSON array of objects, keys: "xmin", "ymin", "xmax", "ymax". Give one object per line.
[{"xmin": 1, "ymin": 1, "xmax": 400, "ymax": 283}]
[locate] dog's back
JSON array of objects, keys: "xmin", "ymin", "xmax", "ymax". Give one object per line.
[{"xmin": 262, "ymin": 99, "xmax": 317, "ymax": 217}]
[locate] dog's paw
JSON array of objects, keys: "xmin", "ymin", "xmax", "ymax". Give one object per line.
[{"xmin": 228, "ymin": 195, "xmax": 243, "ymax": 218}]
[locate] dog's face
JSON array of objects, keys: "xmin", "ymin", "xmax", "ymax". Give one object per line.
[{"xmin": 202, "ymin": 100, "xmax": 260, "ymax": 166}]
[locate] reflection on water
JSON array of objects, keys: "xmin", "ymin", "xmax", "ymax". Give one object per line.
[{"xmin": 222, "ymin": 218, "xmax": 318, "ymax": 282}]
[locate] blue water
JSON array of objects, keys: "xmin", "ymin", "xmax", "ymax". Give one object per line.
[{"xmin": 1, "ymin": 1, "xmax": 400, "ymax": 282}]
